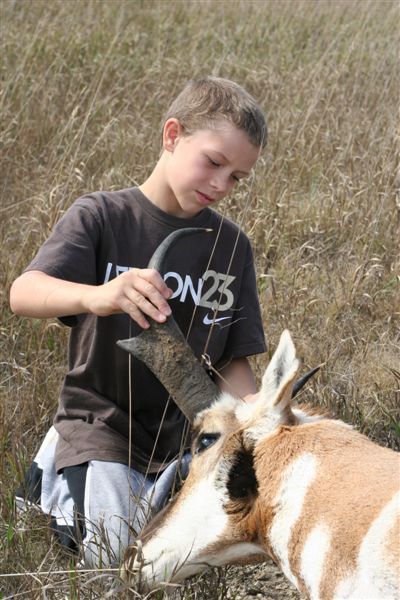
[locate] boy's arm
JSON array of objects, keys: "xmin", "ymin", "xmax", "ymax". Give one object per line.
[
  {"xmin": 9, "ymin": 269, "xmax": 173, "ymax": 329},
  {"xmin": 217, "ymin": 357, "xmax": 258, "ymax": 403}
]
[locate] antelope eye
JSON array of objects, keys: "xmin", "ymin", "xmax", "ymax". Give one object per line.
[{"xmin": 196, "ymin": 433, "xmax": 220, "ymax": 454}]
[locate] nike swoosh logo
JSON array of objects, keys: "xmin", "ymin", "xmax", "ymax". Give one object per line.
[{"xmin": 203, "ymin": 314, "xmax": 231, "ymax": 326}]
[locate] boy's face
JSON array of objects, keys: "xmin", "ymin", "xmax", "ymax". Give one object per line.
[{"xmin": 162, "ymin": 120, "xmax": 260, "ymax": 218}]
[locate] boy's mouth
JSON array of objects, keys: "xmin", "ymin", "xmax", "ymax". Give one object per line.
[{"xmin": 196, "ymin": 191, "xmax": 215, "ymax": 205}]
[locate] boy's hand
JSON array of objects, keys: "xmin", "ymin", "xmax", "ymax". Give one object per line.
[{"xmin": 83, "ymin": 268, "xmax": 173, "ymax": 329}]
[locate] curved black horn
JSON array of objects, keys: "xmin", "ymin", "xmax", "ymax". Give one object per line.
[
  {"xmin": 291, "ymin": 365, "xmax": 322, "ymax": 398},
  {"xmin": 147, "ymin": 228, "xmax": 210, "ymax": 271},
  {"xmin": 117, "ymin": 228, "xmax": 220, "ymax": 422}
]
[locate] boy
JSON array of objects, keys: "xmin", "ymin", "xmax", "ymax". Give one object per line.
[{"xmin": 10, "ymin": 76, "xmax": 267, "ymax": 567}]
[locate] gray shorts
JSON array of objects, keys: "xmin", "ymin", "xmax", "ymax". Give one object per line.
[{"xmin": 16, "ymin": 426, "xmax": 190, "ymax": 567}]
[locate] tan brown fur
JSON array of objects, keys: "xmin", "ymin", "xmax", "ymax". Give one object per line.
[
  {"xmin": 296, "ymin": 402, "xmax": 334, "ymax": 419},
  {"xmin": 251, "ymin": 420, "xmax": 399, "ymax": 598},
  {"xmin": 125, "ymin": 402, "xmax": 398, "ymax": 598},
  {"xmin": 193, "ymin": 406, "xmax": 239, "ymax": 440},
  {"xmin": 151, "ymin": 412, "xmax": 239, "ymax": 533},
  {"xmin": 124, "ymin": 330, "xmax": 399, "ymax": 596},
  {"xmin": 129, "ymin": 398, "xmax": 399, "ymax": 596},
  {"xmin": 188, "ymin": 410, "xmax": 241, "ymax": 488}
]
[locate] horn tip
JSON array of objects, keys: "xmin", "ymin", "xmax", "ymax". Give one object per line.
[{"xmin": 117, "ymin": 338, "xmax": 134, "ymax": 353}]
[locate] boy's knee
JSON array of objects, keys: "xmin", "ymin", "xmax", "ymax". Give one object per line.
[{"xmin": 82, "ymin": 515, "xmax": 131, "ymax": 568}]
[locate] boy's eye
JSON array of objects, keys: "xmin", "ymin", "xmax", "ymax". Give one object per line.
[{"xmin": 206, "ymin": 155, "xmax": 242, "ymax": 183}]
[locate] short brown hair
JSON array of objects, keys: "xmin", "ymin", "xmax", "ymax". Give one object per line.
[{"xmin": 163, "ymin": 76, "xmax": 267, "ymax": 148}]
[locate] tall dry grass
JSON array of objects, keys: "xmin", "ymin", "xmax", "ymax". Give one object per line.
[{"xmin": 1, "ymin": 0, "xmax": 399, "ymax": 597}]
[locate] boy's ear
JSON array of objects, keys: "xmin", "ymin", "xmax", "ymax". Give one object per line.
[{"xmin": 163, "ymin": 118, "xmax": 183, "ymax": 152}]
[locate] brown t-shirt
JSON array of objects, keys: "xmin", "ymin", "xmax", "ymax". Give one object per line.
[{"xmin": 26, "ymin": 187, "xmax": 266, "ymax": 473}]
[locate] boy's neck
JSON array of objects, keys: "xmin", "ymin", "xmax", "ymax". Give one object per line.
[
  {"xmin": 139, "ymin": 171, "xmax": 169, "ymax": 214},
  {"xmin": 139, "ymin": 154, "xmax": 173, "ymax": 215},
  {"xmin": 139, "ymin": 153, "xmax": 203, "ymax": 219}
]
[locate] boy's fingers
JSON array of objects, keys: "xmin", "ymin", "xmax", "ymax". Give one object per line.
[
  {"xmin": 129, "ymin": 270, "xmax": 172, "ymax": 316},
  {"xmin": 124, "ymin": 289, "xmax": 170, "ymax": 325},
  {"xmin": 139, "ymin": 268, "xmax": 173, "ymax": 298},
  {"xmin": 123, "ymin": 303, "xmax": 150, "ymax": 329}
]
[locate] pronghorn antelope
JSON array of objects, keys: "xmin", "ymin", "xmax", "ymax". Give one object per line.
[{"xmin": 118, "ymin": 229, "xmax": 400, "ymax": 599}]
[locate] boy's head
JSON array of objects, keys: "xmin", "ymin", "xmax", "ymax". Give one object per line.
[
  {"xmin": 163, "ymin": 76, "xmax": 267, "ymax": 150},
  {"xmin": 147, "ymin": 77, "xmax": 266, "ymax": 218}
]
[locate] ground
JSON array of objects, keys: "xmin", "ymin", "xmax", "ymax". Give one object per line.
[
  {"xmin": 176, "ymin": 560, "xmax": 302, "ymax": 600},
  {"xmin": 226, "ymin": 562, "xmax": 300, "ymax": 600}
]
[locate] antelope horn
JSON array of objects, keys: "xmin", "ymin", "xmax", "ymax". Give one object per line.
[
  {"xmin": 292, "ymin": 364, "xmax": 322, "ymax": 398},
  {"xmin": 117, "ymin": 228, "xmax": 220, "ymax": 423}
]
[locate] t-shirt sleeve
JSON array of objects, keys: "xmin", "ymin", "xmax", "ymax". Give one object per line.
[
  {"xmin": 24, "ymin": 196, "xmax": 103, "ymax": 327},
  {"xmin": 217, "ymin": 240, "xmax": 267, "ymax": 365},
  {"xmin": 24, "ymin": 196, "xmax": 102, "ymax": 285}
]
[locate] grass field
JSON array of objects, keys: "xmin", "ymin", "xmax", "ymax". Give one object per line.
[{"xmin": 1, "ymin": 0, "xmax": 399, "ymax": 597}]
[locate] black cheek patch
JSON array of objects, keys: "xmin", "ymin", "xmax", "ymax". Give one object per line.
[{"xmin": 227, "ymin": 448, "xmax": 258, "ymax": 500}]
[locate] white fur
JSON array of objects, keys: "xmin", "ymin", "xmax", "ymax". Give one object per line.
[
  {"xmin": 136, "ymin": 475, "xmax": 228, "ymax": 584},
  {"xmin": 292, "ymin": 407, "xmax": 324, "ymax": 424},
  {"xmin": 300, "ymin": 522, "xmax": 331, "ymax": 599},
  {"xmin": 269, "ymin": 452, "xmax": 318, "ymax": 589},
  {"xmin": 201, "ymin": 542, "xmax": 266, "ymax": 566},
  {"xmin": 236, "ymin": 330, "xmax": 302, "ymax": 442},
  {"xmin": 210, "ymin": 391, "xmax": 238, "ymax": 412},
  {"xmin": 334, "ymin": 490, "xmax": 400, "ymax": 599},
  {"xmin": 260, "ymin": 330, "xmax": 299, "ymax": 408},
  {"xmin": 194, "ymin": 391, "xmax": 238, "ymax": 426}
]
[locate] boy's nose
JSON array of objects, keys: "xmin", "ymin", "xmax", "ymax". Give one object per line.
[{"xmin": 210, "ymin": 173, "xmax": 231, "ymax": 196}]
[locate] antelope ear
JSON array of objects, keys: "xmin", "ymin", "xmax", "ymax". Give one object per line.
[{"xmin": 259, "ymin": 330, "xmax": 300, "ymax": 414}]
